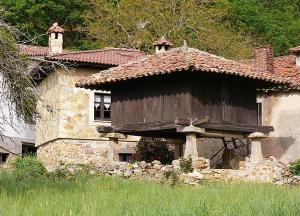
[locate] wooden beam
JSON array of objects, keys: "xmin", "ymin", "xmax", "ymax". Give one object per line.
[
  {"xmin": 175, "ymin": 117, "xmax": 191, "ymax": 126},
  {"xmin": 192, "ymin": 116, "xmax": 209, "ymax": 126}
]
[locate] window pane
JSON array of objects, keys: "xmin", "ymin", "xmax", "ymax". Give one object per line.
[
  {"xmin": 104, "ymin": 95, "xmax": 111, "ymax": 103},
  {"xmin": 104, "ymin": 104, "xmax": 110, "ymax": 110},
  {"xmin": 94, "ymin": 110, "xmax": 101, "ymax": 119},
  {"xmin": 94, "ymin": 94, "xmax": 101, "ymax": 102},
  {"xmin": 104, "ymin": 111, "xmax": 111, "ymax": 119}
]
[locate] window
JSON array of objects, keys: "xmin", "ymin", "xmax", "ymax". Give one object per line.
[
  {"xmin": 257, "ymin": 102, "xmax": 262, "ymax": 126},
  {"xmin": 0, "ymin": 153, "xmax": 9, "ymax": 163},
  {"xmin": 94, "ymin": 93, "xmax": 111, "ymax": 120},
  {"xmin": 55, "ymin": 32, "xmax": 59, "ymax": 39},
  {"xmin": 119, "ymin": 153, "xmax": 133, "ymax": 163}
]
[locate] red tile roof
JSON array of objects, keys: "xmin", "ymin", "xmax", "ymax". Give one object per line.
[
  {"xmin": 47, "ymin": 23, "xmax": 64, "ymax": 33},
  {"xmin": 46, "ymin": 48, "xmax": 145, "ymax": 66},
  {"xmin": 19, "ymin": 44, "xmax": 49, "ymax": 56},
  {"xmin": 76, "ymin": 46, "xmax": 293, "ymax": 89},
  {"xmin": 153, "ymin": 37, "xmax": 173, "ymax": 46},
  {"xmin": 289, "ymin": 46, "xmax": 300, "ymax": 54}
]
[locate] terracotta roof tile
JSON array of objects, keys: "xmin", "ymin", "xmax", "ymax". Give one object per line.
[
  {"xmin": 289, "ymin": 45, "xmax": 300, "ymax": 54},
  {"xmin": 47, "ymin": 23, "xmax": 64, "ymax": 33},
  {"xmin": 46, "ymin": 48, "xmax": 145, "ymax": 65},
  {"xmin": 77, "ymin": 46, "xmax": 293, "ymax": 89},
  {"xmin": 153, "ymin": 37, "xmax": 173, "ymax": 46},
  {"xmin": 19, "ymin": 44, "xmax": 49, "ymax": 56}
]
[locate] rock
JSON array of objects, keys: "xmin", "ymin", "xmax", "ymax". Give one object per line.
[
  {"xmin": 188, "ymin": 171, "xmax": 203, "ymax": 180},
  {"xmin": 172, "ymin": 160, "xmax": 180, "ymax": 170},
  {"xmin": 151, "ymin": 160, "xmax": 161, "ymax": 165},
  {"xmin": 123, "ymin": 170, "xmax": 132, "ymax": 178},
  {"xmin": 153, "ymin": 164, "xmax": 163, "ymax": 170},
  {"xmin": 139, "ymin": 161, "xmax": 148, "ymax": 169}
]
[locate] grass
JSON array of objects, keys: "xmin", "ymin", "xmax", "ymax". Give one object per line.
[{"xmin": 0, "ymin": 172, "xmax": 299, "ymax": 216}]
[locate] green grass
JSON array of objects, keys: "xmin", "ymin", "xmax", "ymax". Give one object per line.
[{"xmin": 0, "ymin": 172, "xmax": 299, "ymax": 216}]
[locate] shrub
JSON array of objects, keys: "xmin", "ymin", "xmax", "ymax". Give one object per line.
[
  {"xmin": 179, "ymin": 156, "xmax": 194, "ymax": 173},
  {"xmin": 135, "ymin": 137, "xmax": 174, "ymax": 164},
  {"xmin": 163, "ymin": 170, "xmax": 179, "ymax": 187},
  {"xmin": 12, "ymin": 156, "xmax": 46, "ymax": 179},
  {"xmin": 290, "ymin": 159, "xmax": 300, "ymax": 176}
]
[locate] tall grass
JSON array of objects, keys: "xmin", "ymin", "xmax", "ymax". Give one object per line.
[{"xmin": 0, "ymin": 171, "xmax": 299, "ymax": 216}]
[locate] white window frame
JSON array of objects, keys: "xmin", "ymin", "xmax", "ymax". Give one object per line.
[{"xmin": 89, "ymin": 90, "xmax": 111, "ymax": 126}]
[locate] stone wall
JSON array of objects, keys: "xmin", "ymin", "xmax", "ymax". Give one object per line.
[
  {"xmin": 36, "ymin": 67, "xmax": 140, "ymax": 169},
  {"xmin": 260, "ymin": 91, "xmax": 300, "ymax": 164}
]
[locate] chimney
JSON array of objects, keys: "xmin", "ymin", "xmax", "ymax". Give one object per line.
[
  {"xmin": 254, "ymin": 45, "xmax": 274, "ymax": 73},
  {"xmin": 153, "ymin": 36, "xmax": 173, "ymax": 54},
  {"xmin": 289, "ymin": 46, "xmax": 300, "ymax": 71},
  {"xmin": 47, "ymin": 23, "xmax": 64, "ymax": 55}
]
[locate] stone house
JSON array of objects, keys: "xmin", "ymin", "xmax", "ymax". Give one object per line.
[{"xmin": 23, "ymin": 23, "xmax": 144, "ymax": 170}]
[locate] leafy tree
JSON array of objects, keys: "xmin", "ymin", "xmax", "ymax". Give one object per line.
[
  {"xmin": 81, "ymin": 0, "xmax": 254, "ymax": 59},
  {"xmin": 217, "ymin": 0, "xmax": 300, "ymax": 56},
  {"xmin": 0, "ymin": 18, "xmax": 36, "ymax": 140},
  {"xmin": 1, "ymin": 0, "xmax": 89, "ymax": 49}
]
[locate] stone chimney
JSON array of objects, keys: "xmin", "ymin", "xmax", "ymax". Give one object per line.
[
  {"xmin": 47, "ymin": 23, "xmax": 64, "ymax": 55},
  {"xmin": 254, "ymin": 45, "xmax": 274, "ymax": 73},
  {"xmin": 153, "ymin": 36, "xmax": 173, "ymax": 54},
  {"xmin": 289, "ymin": 46, "xmax": 300, "ymax": 71}
]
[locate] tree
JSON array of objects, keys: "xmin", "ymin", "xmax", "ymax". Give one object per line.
[
  {"xmin": 217, "ymin": 0, "xmax": 300, "ymax": 56},
  {"xmin": 1, "ymin": 0, "xmax": 89, "ymax": 49},
  {"xmin": 0, "ymin": 19, "xmax": 36, "ymax": 139},
  {"xmin": 81, "ymin": 0, "xmax": 254, "ymax": 59}
]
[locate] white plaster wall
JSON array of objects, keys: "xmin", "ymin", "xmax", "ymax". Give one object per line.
[{"xmin": 261, "ymin": 91, "xmax": 300, "ymax": 164}]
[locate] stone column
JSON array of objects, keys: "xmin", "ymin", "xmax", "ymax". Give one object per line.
[
  {"xmin": 248, "ymin": 132, "xmax": 267, "ymax": 161},
  {"xmin": 184, "ymin": 133, "xmax": 198, "ymax": 158},
  {"xmin": 105, "ymin": 133, "xmax": 126, "ymax": 163},
  {"xmin": 176, "ymin": 125, "xmax": 205, "ymax": 159}
]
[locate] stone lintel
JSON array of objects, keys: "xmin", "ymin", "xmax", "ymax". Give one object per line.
[
  {"xmin": 105, "ymin": 132, "xmax": 127, "ymax": 139},
  {"xmin": 176, "ymin": 125, "xmax": 205, "ymax": 134}
]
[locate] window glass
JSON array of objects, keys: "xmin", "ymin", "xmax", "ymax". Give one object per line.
[{"xmin": 94, "ymin": 93, "xmax": 111, "ymax": 120}]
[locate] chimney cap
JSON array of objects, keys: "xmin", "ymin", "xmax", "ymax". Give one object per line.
[
  {"xmin": 289, "ymin": 45, "xmax": 300, "ymax": 55},
  {"xmin": 153, "ymin": 36, "xmax": 173, "ymax": 46},
  {"xmin": 47, "ymin": 23, "xmax": 65, "ymax": 34}
]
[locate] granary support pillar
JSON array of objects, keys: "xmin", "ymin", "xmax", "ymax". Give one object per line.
[
  {"xmin": 248, "ymin": 132, "xmax": 267, "ymax": 161},
  {"xmin": 105, "ymin": 133, "xmax": 127, "ymax": 163},
  {"xmin": 176, "ymin": 125, "xmax": 205, "ymax": 159}
]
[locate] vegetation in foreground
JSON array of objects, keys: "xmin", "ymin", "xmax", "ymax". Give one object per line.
[{"xmin": 0, "ymin": 170, "xmax": 299, "ymax": 216}]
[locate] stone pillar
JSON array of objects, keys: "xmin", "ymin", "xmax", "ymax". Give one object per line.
[
  {"xmin": 184, "ymin": 133, "xmax": 198, "ymax": 158},
  {"xmin": 105, "ymin": 133, "xmax": 126, "ymax": 163},
  {"xmin": 248, "ymin": 132, "xmax": 267, "ymax": 161}
]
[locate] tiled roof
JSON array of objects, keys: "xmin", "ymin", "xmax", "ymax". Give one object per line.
[
  {"xmin": 19, "ymin": 44, "xmax": 49, "ymax": 56},
  {"xmin": 47, "ymin": 23, "xmax": 64, "ymax": 33},
  {"xmin": 76, "ymin": 46, "xmax": 293, "ymax": 89},
  {"xmin": 46, "ymin": 48, "xmax": 145, "ymax": 66},
  {"xmin": 153, "ymin": 37, "xmax": 173, "ymax": 46},
  {"xmin": 289, "ymin": 46, "xmax": 300, "ymax": 54}
]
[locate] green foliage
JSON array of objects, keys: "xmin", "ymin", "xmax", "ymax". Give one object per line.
[
  {"xmin": 11, "ymin": 156, "xmax": 46, "ymax": 179},
  {"xmin": 218, "ymin": 0, "xmax": 300, "ymax": 56},
  {"xmin": 135, "ymin": 137, "xmax": 174, "ymax": 164},
  {"xmin": 82, "ymin": 0, "xmax": 254, "ymax": 59},
  {"xmin": 163, "ymin": 170, "xmax": 179, "ymax": 187},
  {"xmin": 1, "ymin": 0, "xmax": 89, "ymax": 49},
  {"xmin": 0, "ymin": 173, "xmax": 300, "ymax": 215},
  {"xmin": 290, "ymin": 159, "xmax": 300, "ymax": 176},
  {"xmin": 179, "ymin": 156, "xmax": 194, "ymax": 173}
]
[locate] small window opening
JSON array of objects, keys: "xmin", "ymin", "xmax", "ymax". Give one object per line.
[
  {"xmin": 55, "ymin": 32, "xmax": 59, "ymax": 39},
  {"xmin": 257, "ymin": 102, "xmax": 262, "ymax": 126},
  {"xmin": 22, "ymin": 142, "xmax": 37, "ymax": 156},
  {"xmin": 0, "ymin": 153, "xmax": 9, "ymax": 163},
  {"xmin": 119, "ymin": 153, "xmax": 133, "ymax": 163}
]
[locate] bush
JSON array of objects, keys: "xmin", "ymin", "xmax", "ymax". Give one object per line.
[
  {"xmin": 163, "ymin": 170, "xmax": 179, "ymax": 187},
  {"xmin": 12, "ymin": 156, "xmax": 46, "ymax": 179},
  {"xmin": 179, "ymin": 156, "xmax": 194, "ymax": 173},
  {"xmin": 135, "ymin": 137, "xmax": 174, "ymax": 164},
  {"xmin": 290, "ymin": 159, "xmax": 300, "ymax": 176}
]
